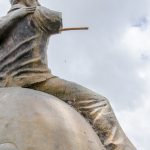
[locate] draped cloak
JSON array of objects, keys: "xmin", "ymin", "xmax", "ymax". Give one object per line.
[{"xmin": 0, "ymin": 5, "xmax": 62, "ymax": 87}]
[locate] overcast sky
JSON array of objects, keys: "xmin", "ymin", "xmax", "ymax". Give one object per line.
[{"xmin": 0, "ymin": 0, "xmax": 150, "ymax": 149}]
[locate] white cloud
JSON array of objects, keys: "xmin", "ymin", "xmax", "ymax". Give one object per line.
[
  {"xmin": 121, "ymin": 25, "xmax": 150, "ymax": 58},
  {"xmin": 117, "ymin": 21, "xmax": 150, "ymax": 150},
  {"xmin": 117, "ymin": 94, "xmax": 150, "ymax": 150}
]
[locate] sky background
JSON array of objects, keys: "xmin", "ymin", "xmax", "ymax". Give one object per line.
[{"xmin": 0, "ymin": 0, "xmax": 150, "ymax": 149}]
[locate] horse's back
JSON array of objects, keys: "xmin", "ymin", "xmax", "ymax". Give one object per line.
[{"xmin": 0, "ymin": 87, "xmax": 105, "ymax": 150}]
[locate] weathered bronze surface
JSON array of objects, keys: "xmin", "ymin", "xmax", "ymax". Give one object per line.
[
  {"xmin": 0, "ymin": 0, "xmax": 136, "ymax": 149},
  {"xmin": 0, "ymin": 3, "xmax": 62, "ymax": 87}
]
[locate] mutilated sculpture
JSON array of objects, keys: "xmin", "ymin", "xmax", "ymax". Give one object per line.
[{"xmin": 0, "ymin": 0, "xmax": 136, "ymax": 149}]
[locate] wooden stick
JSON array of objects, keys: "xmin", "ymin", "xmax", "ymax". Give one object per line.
[{"xmin": 60, "ymin": 27, "xmax": 89, "ymax": 32}]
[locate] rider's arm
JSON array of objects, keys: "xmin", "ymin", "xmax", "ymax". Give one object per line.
[
  {"xmin": 0, "ymin": 6, "xmax": 36, "ymax": 40},
  {"xmin": 33, "ymin": 6, "xmax": 63, "ymax": 35}
]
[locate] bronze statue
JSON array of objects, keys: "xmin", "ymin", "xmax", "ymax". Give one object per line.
[{"xmin": 0, "ymin": 0, "xmax": 136, "ymax": 149}]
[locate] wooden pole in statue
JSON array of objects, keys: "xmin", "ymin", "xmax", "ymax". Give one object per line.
[{"xmin": 60, "ymin": 27, "xmax": 89, "ymax": 32}]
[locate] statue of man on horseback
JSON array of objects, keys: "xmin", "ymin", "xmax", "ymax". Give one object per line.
[{"xmin": 0, "ymin": 0, "xmax": 136, "ymax": 149}]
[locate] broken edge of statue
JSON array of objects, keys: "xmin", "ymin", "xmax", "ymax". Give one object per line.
[{"xmin": 0, "ymin": 87, "xmax": 105, "ymax": 150}]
